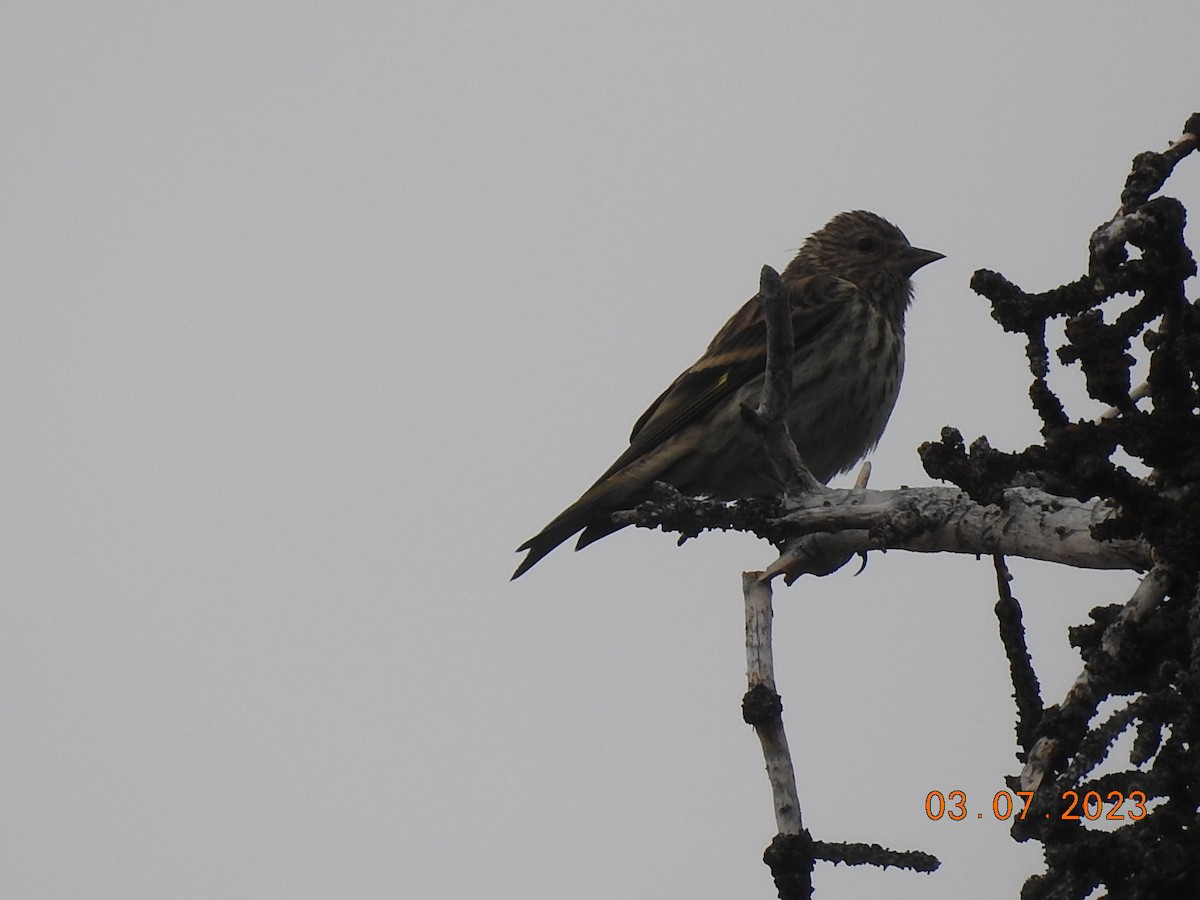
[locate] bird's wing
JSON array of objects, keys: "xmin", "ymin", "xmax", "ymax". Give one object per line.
[{"xmin": 596, "ymin": 274, "xmax": 856, "ymax": 482}]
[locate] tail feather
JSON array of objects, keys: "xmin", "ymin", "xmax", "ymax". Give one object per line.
[
  {"xmin": 512, "ymin": 493, "xmax": 629, "ymax": 579},
  {"xmin": 512, "ymin": 517, "xmax": 584, "ymax": 579},
  {"xmin": 575, "ymin": 520, "xmax": 625, "ymax": 551},
  {"xmin": 514, "ymin": 466, "xmax": 649, "ymax": 578}
]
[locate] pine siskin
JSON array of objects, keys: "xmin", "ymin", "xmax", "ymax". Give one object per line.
[{"xmin": 513, "ymin": 210, "xmax": 943, "ymax": 579}]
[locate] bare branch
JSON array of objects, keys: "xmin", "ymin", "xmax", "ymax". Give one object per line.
[
  {"xmin": 992, "ymin": 556, "xmax": 1043, "ymax": 754},
  {"xmin": 742, "ymin": 572, "xmax": 803, "ymax": 835},
  {"xmin": 742, "ymin": 570, "xmax": 941, "ymax": 897},
  {"xmin": 618, "ymin": 483, "xmax": 1151, "ymax": 580},
  {"xmin": 740, "ymin": 265, "xmax": 825, "ymax": 495},
  {"xmin": 768, "ymin": 489, "xmax": 1152, "ymax": 580},
  {"xmin": 764, "ymin": 486, "xmax": 1151, "ymax": 582}
]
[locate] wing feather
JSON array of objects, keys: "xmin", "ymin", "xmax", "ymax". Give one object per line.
[{"xmin": 597, "ymin": 274, "xmax": 855, "ymax": 482}]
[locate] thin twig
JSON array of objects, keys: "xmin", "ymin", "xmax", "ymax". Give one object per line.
[
  {"xmin": 992, "ymin": 556, "xmax": 1043, "ymax": 755},
  {"xmin": 741, "ymin": 265, "xmax": 824, "ymax": 495}
]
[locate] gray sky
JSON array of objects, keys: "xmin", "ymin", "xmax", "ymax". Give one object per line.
[{"xmin": 3, "ymin": 2, "xmax": 1198, "ymax": 897}]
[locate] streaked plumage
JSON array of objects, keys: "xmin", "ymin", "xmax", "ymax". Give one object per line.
[{"xmin": 513, "ymin": 211, "xmax": 943, "ymax": 578}]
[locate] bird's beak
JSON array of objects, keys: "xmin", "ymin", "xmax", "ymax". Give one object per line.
[{"xmin": 895, "ymin": 246, "xmax": 945, "ymax": 277}]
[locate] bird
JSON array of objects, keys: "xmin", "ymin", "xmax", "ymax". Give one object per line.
[{"xmin": 512, "ymin": 210, "xmax": 943, "ymax": 579}]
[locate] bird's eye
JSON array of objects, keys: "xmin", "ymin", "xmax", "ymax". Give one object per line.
[{"xmin": 855, "ymin": 236, "xmax": 877, "ymax": 253}]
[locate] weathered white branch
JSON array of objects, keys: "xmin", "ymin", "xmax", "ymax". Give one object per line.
[
  {"xmin": 743, "ymin": 572, "xmax": 804, "ymax": 835},
  {"xmin": 764, "ymin": 485, "xmax": 1152, "ymax": 582}
]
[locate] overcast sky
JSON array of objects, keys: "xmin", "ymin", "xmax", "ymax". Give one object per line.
[{"xmin": 3, "ymin": 2, "xmax": 1199, "ymax": 898}]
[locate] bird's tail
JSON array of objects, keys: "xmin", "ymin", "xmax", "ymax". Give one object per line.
[
  {"xmin": 512, "ymin": 488, "xmax": 631, "ymax": 579},
  {"xmin": 512, "ymin": 513, "xmax": 583, "ymax": 579},
  {"xmin": 512, "ymin": 518, "xmax": 579, "ymax": 579}
]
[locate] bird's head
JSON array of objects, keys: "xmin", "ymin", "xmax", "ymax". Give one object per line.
[{"xmin": 789, "ymin": 210, "xmax": 944, "ymax": 299}]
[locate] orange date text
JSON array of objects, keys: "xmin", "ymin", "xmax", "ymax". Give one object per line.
[{"xmin": 924, "ymin": 789, "xmax": 1147, "ymax": 822}]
